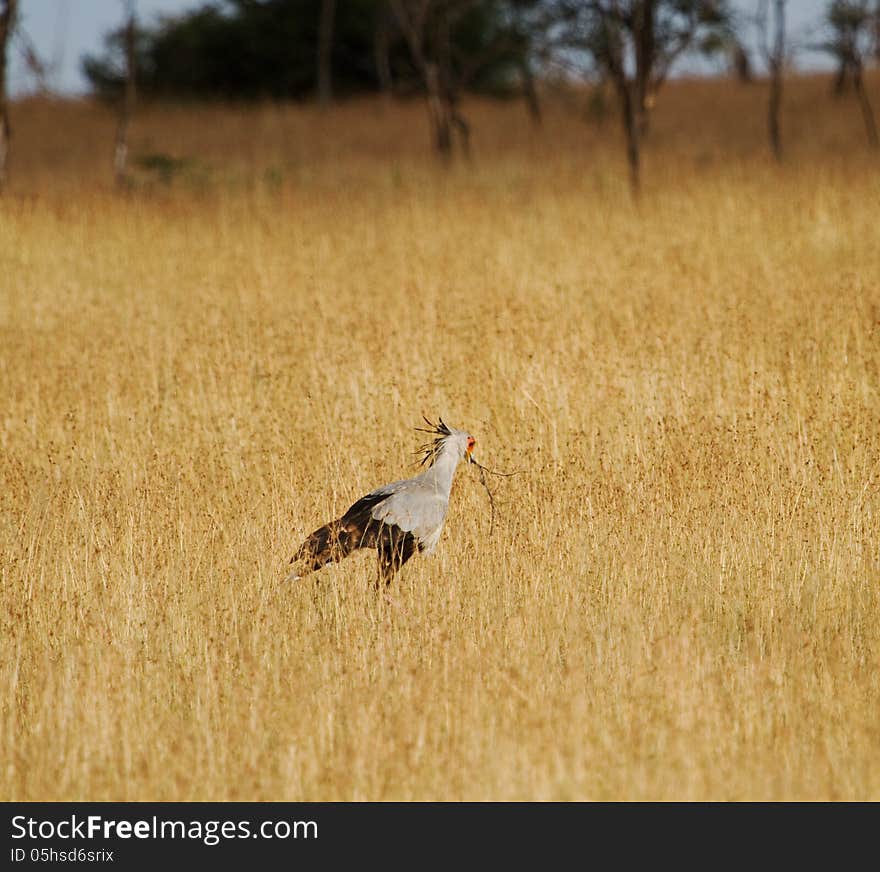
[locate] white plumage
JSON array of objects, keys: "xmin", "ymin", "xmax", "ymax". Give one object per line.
[{"xmin": 288, "ymin": 418, "xmax": 476, "ymax": 584}]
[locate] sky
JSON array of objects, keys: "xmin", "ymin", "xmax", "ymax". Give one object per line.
[{"xmin": 9, "ymin": 0, "xmax": 835, "ymax": 97}]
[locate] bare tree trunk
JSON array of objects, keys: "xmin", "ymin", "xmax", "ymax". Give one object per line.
[
  {"xmin": 832, "ymin": 58, "xmax": 851, "ymax": 97},
  {"xmin": 317, "ymin": 0, "xmax": 335, "ymax": 107},
  {"xmin": 620, "ymin": 82, "xmax": 641, "ymax": 196},
  {"xmin": 634, "ymin": 0, "xmax": 656, "ymax": 138},
  {"xmin": 875, "ymin": 0, "xmax": 880, "ymax": 63},
  {"xmin": 732, "ymin": 42, "xmax": 752, "ymax": 83},
  {"xmin": 425, "ymin": 61, "xmax": 452, "ymax": 156},
  {"xmin": 19, "ymin": 28, "xmax": 50, "ymax": 96},
  {"xmin": 521, "ymin": 59, "xmax": 541, "ymax": 126},
  {"xmin": 598, "ymin": 6, "xmax": 642, "ymax": 196},
  {"xmin": 0, "ymin": 0, "xmax": 17, "ymax": 194},
  {"xmin": 853, "ymin": 60, "xmax": 879, "ymax": 148},
  {"xmin": 435, "ymin": 9, "xmax": 467, "ymax": 159},
  {"xmin": 114, "ymin": 4, "xmax": 137, "ymax": 188},
  {"xmin": 768, "ymin": 57, "xmax": 782, "ymax": 161},
  {"xmin": 391, "ymin": 0, "xmax": 467, "ymax": 161},
  {"xmin": 767, "ymin": 0, "xmax": 785, "ymax": 162}
]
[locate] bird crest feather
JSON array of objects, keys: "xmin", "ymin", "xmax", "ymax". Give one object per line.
[{"xmin": 415, "ymin": 416, "xmax": 453, "ymax": 467}]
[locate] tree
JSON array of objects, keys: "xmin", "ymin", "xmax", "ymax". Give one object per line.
[
  {"xmin": 16, "ymin": 26, "xmax": 52, "ymax": 96},
  {"xmin": 391, "ymin": 1, "xmax": 473, "ymax": 156},
  {"xmin": 822, "ymin": 1, "xmax": 878, "ymax": 148},
  {"xmin": 83, "ymin": 0, "xmax": 527, "ymax": 105},
  {"xmin": 502, "ymin": 0, "xmax": 546, "ymax": 124},
  {"xmin": 875, "ymin": 0, "xmax": 880, "ymax": 62},
  {"xmin": 85, "ymin": 0, "xmax": 378, "ymax": 101},
  {"xmin": 548, "ymin": 1, "xmax": 732, "ymax": 194},
  {"xmin": 756, "ymin": 0, "xmax": 786, "ymax": 162},
  {"xmin": 390, "ymin": 1, "xmax": 531, "ymax": 157},
  {"xmin": 730, "ymin": 38, "xmax": 753, "ymax": 82},
  {"xmin": 0, "ymin": 0, "xmax": 17, "ymax": 193},
  {"xmin": 115, "ymin": 1, "xmax": 138, "ymax": 187}
]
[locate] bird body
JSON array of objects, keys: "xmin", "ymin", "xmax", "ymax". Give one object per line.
[{"xmin": 288, "ymin": 419, "xmax": 475, "ymax": 584}]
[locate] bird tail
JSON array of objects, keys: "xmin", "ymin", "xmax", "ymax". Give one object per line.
[{"xmin": 287, "ymin": 517, "xmax": 375, "ymax": 581}]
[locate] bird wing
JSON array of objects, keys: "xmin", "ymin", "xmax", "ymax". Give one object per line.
[
  {"xmin": 338, "ymin": 472, "xmax": 450, "ymax": 554},
  {"xmin": 366, "ymin": 480, "xmax": 448, "ymax": 553},
  {"xmin": 339, "ymin": 487, "xmax": 393, "ymax": 529}
]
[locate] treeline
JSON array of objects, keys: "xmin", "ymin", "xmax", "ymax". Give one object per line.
[
  {"xmin": 81, "ymin": 0, "xmax": 745, "ymax": 175},
  {"xmin": 78, "ymin": 2, "xmax": 880, "ymax": 179},
  {"xmin": 82, "ymin": 0, "xmax": 532, "ymax": 102},
  {"xmin": 1, "ymin": 2, "xmax": 879, "ymax": 195}
]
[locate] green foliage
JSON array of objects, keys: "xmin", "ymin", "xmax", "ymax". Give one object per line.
[
  {"xmin": 548, "ymin": 0, "xmax": 735, "ymax": 76},
  {"xmin": 823, "ymin": 0, "xmax": 876, "ymax": 60},
  {"xmin": 82, "ymin": 0, "xmax": 529, "ymax": 102}
]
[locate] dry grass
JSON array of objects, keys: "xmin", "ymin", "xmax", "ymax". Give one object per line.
[{"xmin": 2, "ymin": 74, "xmax": 880, "ymax": 801}]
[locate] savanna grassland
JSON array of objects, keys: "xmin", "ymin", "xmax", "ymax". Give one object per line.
[{"xmin": 2, "ymin": 74, "xmax": 879, "ymax": 801}]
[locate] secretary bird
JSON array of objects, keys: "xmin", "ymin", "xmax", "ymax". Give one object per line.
[{"xmin": 287, "ymin": 418, "xmax": 476, "ymax": 585}]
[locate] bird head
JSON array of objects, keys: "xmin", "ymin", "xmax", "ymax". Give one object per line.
[{"xmin": 417, "ymin": 417, "xmax": 476, "ymax": 466}]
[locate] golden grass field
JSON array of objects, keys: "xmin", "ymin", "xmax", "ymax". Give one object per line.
[{"xmin": 2, "ymin": 74, "xmax": 879, "ymax": 801}]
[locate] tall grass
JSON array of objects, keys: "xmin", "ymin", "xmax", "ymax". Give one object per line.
[{"xmin": 2, "ymin": 74, "xmax": 879, "ymax": 800}]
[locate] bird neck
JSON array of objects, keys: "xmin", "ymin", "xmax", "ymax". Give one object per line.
[{"xmin": 421, "ymin": 445, "xmax": 462, "ymax": 496}]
